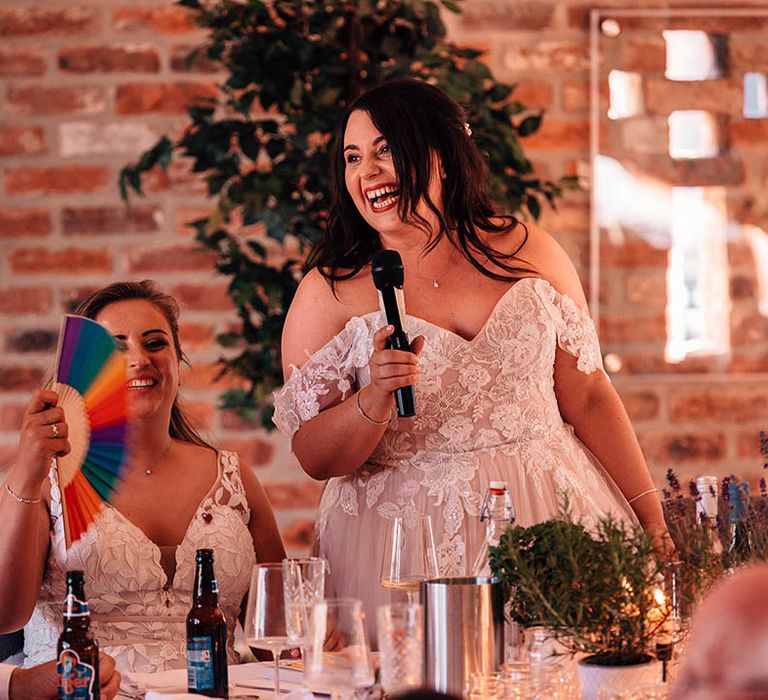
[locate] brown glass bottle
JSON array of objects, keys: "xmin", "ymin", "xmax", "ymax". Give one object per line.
[
  {"xmin": 57, "ymin": 570, "xmax": 100, "ymax": 699},
  {"xmin": 187, "ymin": 548, "xmax": 229, "ymax": 698}
]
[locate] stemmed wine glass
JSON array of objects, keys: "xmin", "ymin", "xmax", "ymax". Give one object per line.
[
  {"xmin": 303, "ymin": 598, "xmax": 374, "ymax": 700},
  {"xmin": 282, "ymin": 557, "xmax": 328, "ymax": 651},
  {"xmin": 243, "ymin": 563, "xmax": 291, "ymax": 698},
  {"xmin": 380, "ymin": 514, "xmax": 440, "ymax": 604}
]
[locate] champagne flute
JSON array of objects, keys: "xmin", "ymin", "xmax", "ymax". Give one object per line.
[
  {"xmin": 243, "ymin": 563, "xmax": 291, "ymax": 697},
  {"xmin": 282, "ymin": 557, "xmax": 328, "ymax": 649},
  {"xmin": 380, "ymin": 514, "xmax": 439, "ymax": 604},
  {"xmin": 304, "ymin": 598, "xmax": 374, "ymax": 700}
]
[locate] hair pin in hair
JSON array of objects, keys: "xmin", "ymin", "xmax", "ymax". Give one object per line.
[{"xmin": 464, "ymin": 122, "xmax": 472, "ymax": 137}]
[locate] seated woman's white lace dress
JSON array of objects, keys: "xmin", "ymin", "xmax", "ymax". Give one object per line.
[
  {"xmin": 23, "ymin": 451, "xmax": 256, "ymax": 673},
  {"xmin": 274, "ymin": 278, "xmax": 636, "ymax": 631}
]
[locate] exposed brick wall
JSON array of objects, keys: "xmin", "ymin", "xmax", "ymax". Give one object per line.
[{"xmin": 1, "ymin": 0, "xmax": 765, "ymax": 554}]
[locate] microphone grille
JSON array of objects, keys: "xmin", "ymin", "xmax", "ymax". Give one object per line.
[{"xmin": 371, "ymin": 250, "xmax": 404, "ymax": 289}]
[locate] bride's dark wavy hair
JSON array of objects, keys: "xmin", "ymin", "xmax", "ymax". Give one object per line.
[
  {"xmin": 306, "ymin": 78, "xmax": 531, "ymax": 285},
  {"xmin": 74, "ymin": 280, "xmax": 215, "ymax": 451}
]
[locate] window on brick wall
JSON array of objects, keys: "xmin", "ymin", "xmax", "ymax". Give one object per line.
[
  {"xmin": 666, "ymin": 187, "xmax": 731, "ymax": 363},
  {"xmin": 668, "ymin": 110, "xmax": 719, "ymax": 159},
  {"xmin": 608, "ymin": 70, "xmax": 643, "ymax": 120},
  {"xmin": 663, "ymin": 30, "xmax": 722, "ymax": 81},
  {"xmin": 744, "ymin": 73, "xmax": 768, "ymax": 118}
]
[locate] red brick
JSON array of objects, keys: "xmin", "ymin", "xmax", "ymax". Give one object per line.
[
  {"xmin": 503, "ymin": 41, "xmax": 589, "ymax": 75},
  {"xmin": 730, "ymin": 275, "xmax": 756, "ymax": 301},
  {"xmin": 6, "ymin": 86, "xmax": 106, "ymax": 116},
  {"xmin": 568, "ymin": 8, "xmax": 768, "ymax": 32},
  {"xmin": 5, "ymin": 165, "xmax": 109, "ymax": 196},
  {"xmin": 562, "ymin": 81, "xmax": 608, "ymax": 114},
  {"xmin": 142, "ymin": 160, "xmax": 208, "ymax": 196},
  {"xmin": 58, "ymin": 44, "xmax": 160, "ymax": 73},
  {"xmin": 170, "ymin": 44, "xmax": 219, "ymax": 73},
  {"xmin": 61, "ymin": 286, "xmax": 102, "ymax": 314},
  {"xmin": 0, "ymin": 209, "xmax": 51, "ymax": 237},
  {"xmin": 626, "ymin": 153, "xmax": 745, "ymax": 188},
  {"xmin": 0, "ymin": 404, "xmax": 26, "ymax": 431},
  {"xmin": 62, "ymin": 206, "xmax": 162, "ymax": 235},
  {"xmin": 729, "ymin": 41, "xmax": 768, "ymax": 72},
  {"xmin": 625, "ymin": 271, "xmax": 667, "ymax": 308},
  {"xmin": 112, "ymin": 6, "xmax": 199, "ymax": 34},
  {"xmin": 175, "ymin": 207, "xmax": 213, "ymax": 235},
  {"xmin": 669, "ymin": 388, "xmax": 768, "ymax": 424},
  {"xmin": 115, "ymin": 81, "xmax": 218, "ymax": 115},
  {"xmin": 0, "ymin": 366, "xmax": 44, "ymax": 392},
  {"xmin": 600, "ymin": 314, "xmax": 667, "ymax": 343},
  {"xmin": 5, "ymin": 328, "xmax": 58, "ymax": 353},
  {"xmin": 178, "ymin": 321, "xmax": 214, "ymax": 351},
  {"xmin": 737, "ymin": 430, "xmax": 765, "ymax": 459},
  {"xmin": 0, "ymin": 287, "xmax": 51, "ymax": 314},
  {"xmin": 0, "ymin": 125, "xmax": 47, "ymax": 156},
  {"xmin": 128, "ymin": 244, "xmax": 216, "ymax": 273},
  {"xmin": 731, "ymin": 310, "xmax": 768, "ymax": 345},
  {"xmin": 0, "ymin": 6, "xmax": 98, "ymax": 36},
  {"xmin": 538, "ymin": 199, "xmax": 588, "ymax": 233},
  {"xmin": 616, "ymin": 389, "xmax": 661, "ymax": 421},
  {"xmin": 225, "ymin": 438, "xmax": 275, "ymax": 470},
  {"xmin": 728, "ymin": 242, "xmax": 755, "ymax": 267},
  {"xmin": 461, "ymin": 1, "xmax": 554, "ymax": 31},
  {"xmin": 522, "ymin": 119, "xmax": 589, "ymax": 151},
  {"xmin": 639, "ymin": 431, "xmax": 726, "ymax": 463},
  {"xmin": 281, "ymin": 518, "xmax": 315, "ymax": 552},
  {"xmin": 60, "ymin": 121, "xmax": 159, "ymax": 158},
  {"xmin": 728, "ymin": 352, "xmax": 768, "ymax": 373},
  {"xmin": 264, "ymin": 481, "xmax": 323, "ymax": 510},
  {"xmin": 172, "ymin": 282, "xmax": 233, "ymax": 312},
  {"xmin": 600, "ymin": 240, "xmax": 668, "ymax": 268},
  {"xmin": 644, "ymin": 79, "xmax": 743, "ymax": 116},
  {"xmin": 730, "ymin": 119, "xmax": 768, "ymax": 146},
  {"xmin": 180, "ymin": 362, "xmax": 245, "ymax": 392},
  {"xmin": 8, "ymin": 247, "xmax": 112, "ymax": 274},
  {"xmin": 0, "ymin": 47, "xmax": 46, "ymax": 76},
  {"xmin": 618, "ymin": 37, "xmax": 666, "ymax": 73},
  {"xmin": 220, "ymin": 409, "xmax": 262, "ymax": 431}
]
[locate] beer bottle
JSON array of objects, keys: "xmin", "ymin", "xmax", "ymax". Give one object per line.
[
  {"xmin": 187, "ymin": 548, "xmax": 229, "ymax": 698},
  {"xmin": 57, "ymin": 570, "xmax": 99, "ymax": 700}
]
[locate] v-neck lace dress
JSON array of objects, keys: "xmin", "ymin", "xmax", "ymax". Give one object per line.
[
  {"xmin": 23, "ymin": 451, "xmax": 256, "ymax": 673},
  {"xmin": 273, "ymin": 278, "xmax": 636, "ymax": 631}
]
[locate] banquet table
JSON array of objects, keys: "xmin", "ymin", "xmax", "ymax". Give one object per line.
[{"xmin": 118, "ymin": 661, "xmax": 325, "ymax": 699}]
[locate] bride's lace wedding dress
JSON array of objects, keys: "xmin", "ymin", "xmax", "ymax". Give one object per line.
[
  {"xmin": 274, "ymin": 277, "xmax": 636, "ymax": 633},
  {"xmin": 23, "ymin": 451, "xmax": 256, "ymax": 673}
]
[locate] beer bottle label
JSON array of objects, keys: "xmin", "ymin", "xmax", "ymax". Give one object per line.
[
  {"xmin": 187, "ymin": 635, "xmax": 216, "ymax": 690},
  {"xmin": 58, "ymin": 649, "xmax": 96, "ymax": 699},
  {"xmin": 63, "ymin": 593, "xmax": 89, "ymax": 618}
]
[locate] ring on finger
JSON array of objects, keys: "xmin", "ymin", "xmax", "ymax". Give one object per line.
[{"xmin": 51, "ymin": 423, "xmax": 59, "ymax": 439}]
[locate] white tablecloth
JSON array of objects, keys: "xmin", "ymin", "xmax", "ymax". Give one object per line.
[{"xmin": 119, "ymin": 661, "xmax": 320, "ymax": 698}]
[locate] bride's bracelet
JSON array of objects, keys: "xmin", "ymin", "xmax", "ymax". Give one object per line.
[
  {"xmin": 627, "ymin": 487, "xmax": 659, "ymax": 505},
  {"xmin": 355, "ymin": 391, "xmax": 390, "ymax": 426},
  {"xmin": 5, "ymin": 482, "xmax": 42, "ymax": 505}
]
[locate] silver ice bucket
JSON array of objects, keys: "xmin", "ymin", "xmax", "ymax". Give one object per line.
[{"xmin": 421, "ymin": 576, "xmax": 504, "ymax": 694}]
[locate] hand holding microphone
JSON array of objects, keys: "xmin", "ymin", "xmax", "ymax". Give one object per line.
[{"xmin": 370, "ymin": 250, "xmax": 421, "ymax": 417}]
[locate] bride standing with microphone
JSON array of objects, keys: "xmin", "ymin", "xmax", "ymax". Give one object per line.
[{"xmin": 273, "ymin": 79, "xmax": 667, "ymax": 634}]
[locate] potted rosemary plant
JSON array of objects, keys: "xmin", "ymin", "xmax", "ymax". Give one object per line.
[{"xmin": 489, "ymin": 510, "xmax": 669, "ymax": 699}]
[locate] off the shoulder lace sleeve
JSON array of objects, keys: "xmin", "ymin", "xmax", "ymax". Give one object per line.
[
  {"xmin": 536, "ymin": 279, "xmax": 604, "ymax": 374},
  {"xmin": 272, "ymin": 316, "xmax": 374, "ymax": 440}
]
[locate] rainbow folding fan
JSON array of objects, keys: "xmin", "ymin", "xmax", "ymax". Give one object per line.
[{"xmin": 54, "ymin": 315, "xmax": 129, "ymax": 548}]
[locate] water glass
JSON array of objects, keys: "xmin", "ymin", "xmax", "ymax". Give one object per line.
[
  {"xmin": 304, "ymin": 598, "xmax": 374, "ymax": 700},
  {"xmin": 376, "ymin": 602, "xmax": 423, "ymax": 694},
  {"xmin": 282, "ymin": 557, "xmax": 328, "ymax": 647}
]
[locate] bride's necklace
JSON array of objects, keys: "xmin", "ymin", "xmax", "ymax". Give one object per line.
[
  {"xmin": 143, "ymin": 439, "xmax": 173, "ymax": 476},
  {"xmin": 403, "ymin": 250, "xmax": 455, "ymax": 289}
]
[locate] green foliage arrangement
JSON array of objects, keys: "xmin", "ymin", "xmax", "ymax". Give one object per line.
[
  {"xmin": 120, "ymin": 0, "xmax": 576, "ymax": 428},
  {"xmin": 489, "ymin": 509, "xmax": 667, "ymax": 665}
]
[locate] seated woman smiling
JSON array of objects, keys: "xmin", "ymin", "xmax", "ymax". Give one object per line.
[{"xmin": 0, "ymin": 280, "xmax": 285, "ymax": 673}]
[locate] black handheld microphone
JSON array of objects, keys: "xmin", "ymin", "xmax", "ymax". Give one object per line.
[{"xmin": 371, "ymin": 249, "xmax": 416, "ymax": 417}]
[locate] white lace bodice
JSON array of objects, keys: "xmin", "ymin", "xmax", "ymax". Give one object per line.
[
  {"xmin": 273, "ymin": 278, "xmax": 635, "ymax": 634},
  {"xmin": 24, "ymin": 451, "xmax": 257, "ymax": 673}
]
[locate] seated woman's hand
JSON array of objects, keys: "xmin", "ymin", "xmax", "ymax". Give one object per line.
[{"xmin": 16, "ymin": 389, "xmax": 71, "ymax": 483}]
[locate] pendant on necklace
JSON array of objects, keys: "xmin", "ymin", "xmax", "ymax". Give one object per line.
[
  {"xmin": 433, "ymin": 279, "xmax": 440, "ymax": 289},
  {"xmin": 145, "ymin": 468, "xmax": 151, "ymax": 476}
]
